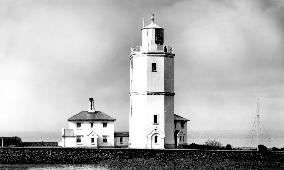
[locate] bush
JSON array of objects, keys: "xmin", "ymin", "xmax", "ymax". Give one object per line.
[
  {"xmin": 225, "ymin": 144, "xmax": 232, "ymax": 150},
  {"xmin": 258, "ymin": 145, "xmax": 267, "ymax": 152},
  {"xmin": 205, "ymin": 140, "xmax": 222, "ymax": 150},
  {"xmin": 271, "ymin": 147, "xmax": 279, "ymax": 151},
  {"xmin": 1, "ymin": 136, "xmax": 22, "ymax": 147}
]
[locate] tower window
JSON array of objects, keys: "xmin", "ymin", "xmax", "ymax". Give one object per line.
[
  {"xmin": 152, "ymin": 63, "xmax": 157, "ymax": 72},
  {"xmin": 90, "ymin": 122, "xmax": 93, "ymax": 128},
  {"xmin": 120, "ymin": 137, "xmax": 123, "ymax": 143},
  {"xmin": 154, "ymin": 115, "xmax": 158, "ymax": 124},
  {"xmin": 76, "ymin": 122, "xmax": 81, "ymax": 128},
  {"xmin": 154, "ymin": 135, "xmax": 158, "ymax": 143}
]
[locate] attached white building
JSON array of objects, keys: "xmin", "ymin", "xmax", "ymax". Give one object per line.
[
  {"xmin": 174, "ymin": 114, "xmax": 189, "ymax": 147},
  {"xmin": 114, "ymin": 132, "xmax": 129, "ymax": 148},
  {"xmin": 129, "ymin": 15, "xmax": 188, "ymax": 149},
  {"xmin": 59, "ymin": 98, "xmax": 116, "ymax": 148}
]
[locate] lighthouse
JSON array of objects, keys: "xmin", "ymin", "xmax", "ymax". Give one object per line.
[{"xmin": 129, "ymin": 14, "xmax": 175, "ymax": 149}]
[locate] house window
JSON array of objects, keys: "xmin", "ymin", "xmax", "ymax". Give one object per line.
[
  {"xmin": 120, "ymin": 137, "xmax": 123, "ymax": 144},
  {"xmin": 154, "ymin": 135, "xmax": 158, "ymax": 143},
  {"xmin": 183, "ymin": 136, "xmax": 185, "ymax": 142},
  {"xmin": 152, "ymin": 63, "xmax": 157, "ymax": 72},
  {"xmin": 90, "ymin": 122, "xmax": 93, "ymax": 128},
  {"xmin": 76, "ymin": 136, "xmax": 81, "ymax": 143},
  {"xmin": 91, "ymin": 138, "xmax": 94, "ymax": 143},
  {"xmin": 154, "ymin": 115, "xmax": 158, "ymax": 124},
  {"xmin": 181, "ymin": 122, "xmax": 184, "ymax": 129},
  {"xmin": 103, "ymin": 123, "xmax": 107, "ymax": 128},
  {"xmin": 76, "ymin": 122, "xmax": 81, "ymax": 128},
  {"xmin": 103, "ymin": 136, "xmax": 107, "ymax": 143},
  {"xmin": 180, "ymin": 136, "xmax": 182, "ymax": 141}
]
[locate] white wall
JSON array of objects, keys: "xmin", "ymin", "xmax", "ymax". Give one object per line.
[
  {"xmin": 175, "ymin": 121, "xmax": 188, "ymax": 145},
  {"xmin": 68, "ymin": 121, "xmax": 114, "ymax": 147},
  {"xmin": 147, "ymin": 57, "xmax": 164, "ymax": 92},
  {"xmin": 114, "ymin": 136, "xmax": 129, "ymax": 147},
  {"xmin": 62, "ymin": 137, "xmax": 76, "ymax": 147}
]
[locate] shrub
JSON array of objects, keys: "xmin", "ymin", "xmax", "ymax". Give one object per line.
[
  {"xmin": 205, "ymin": 140, "xmax": 222, "ymax": 150},
  {"xmin": 1, "ymin": 136, "xmax": 22, "ymax": 147},
  {"xmin": 225, "ymin": 144, "xmax": 232, "ymax": 150},
  {"xmin": 271, "ymin": 147, "xmax": 279, "ymax": 151},
  {"xmin": 258, "ymin": 145, "xmax": 267, "ymax": 152}
]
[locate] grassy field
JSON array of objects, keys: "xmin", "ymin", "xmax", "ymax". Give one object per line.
[{"xmin": 0, "ymin": 148, "xmax": 283, "ymax": 169}]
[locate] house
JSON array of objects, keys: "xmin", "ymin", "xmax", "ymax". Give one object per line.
[
  {"xmin": 174, "ymin": 114, "xmax": 189, "ymax": 147},
  {"xmin": 59, "ymin": 98, "xmax": 116, "ymax": 148},
  {"xmin": 114, "ymin": 132, "xmax": 129, "ymax": 148}
]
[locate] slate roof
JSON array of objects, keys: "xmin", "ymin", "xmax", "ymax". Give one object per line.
[
  {"xmin": 68, "ymin": 111, "xmax": 116, "ymax": 121},
  {"xmin": 63, "ymin": 129, "xmax": 75, "ymax": 137},
  {"xmin": 174, "ymin": 114, "xmax": 189, "ymax": 121},
  {"xmin": 114, "ymin": 132, "xmax": 129, "ymax": 137}
]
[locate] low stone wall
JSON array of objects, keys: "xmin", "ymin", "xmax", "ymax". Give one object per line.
[{"xmin": 0, "ymin": 148, "xmax": 283, "ymax": 167}]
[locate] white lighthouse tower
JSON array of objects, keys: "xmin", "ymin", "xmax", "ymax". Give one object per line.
[{"xmin": 129, "ymin": 14, "xmax": 175, "ymax": 149}]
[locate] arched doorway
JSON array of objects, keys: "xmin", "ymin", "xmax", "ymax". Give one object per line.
[
  {"xmin": 174, "ymin": 130, "xmax": 180, "ymax": 148},
  {"xmin": 151, "ymin": 133, "xmax": 162, "ymax": 149}
]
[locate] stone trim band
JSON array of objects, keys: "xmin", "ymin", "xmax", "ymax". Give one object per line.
[
  {"xmin": 129, "ymin": 92, "xmax": 175, "ymax": 96},
  {"xmin": 130, "ymin": 53, "xmax": 175, "ymax": 59}
]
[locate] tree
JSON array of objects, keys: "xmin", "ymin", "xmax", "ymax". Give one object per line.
[
  {"xmin": 2, "ymin": 136, "xmax": 22, "ymax": 147},
  {"xmin": 225, "ymin": 144, "xmax": 232, "ymax": 150},
  {"xmin": 205, "ymin": 140, "xmax": 222, "ymax": 149},
  {"xmin": 258, "ymin": 144, "xmax": 267, "ymax": 152}
]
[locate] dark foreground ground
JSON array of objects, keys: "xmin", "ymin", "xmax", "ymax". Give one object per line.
[{"xmin": 0, "ymin": 148, "xmax": 284, "ymax": 169}]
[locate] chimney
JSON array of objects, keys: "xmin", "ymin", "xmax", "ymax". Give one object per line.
[{"xmin": 88, "ymin": 98, "xmax": 95, "ymax": 112}]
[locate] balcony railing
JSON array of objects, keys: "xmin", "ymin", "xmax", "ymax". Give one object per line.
[{"xmin": 131, "ymin": 45, "xmax": 173, "ymax": 54}]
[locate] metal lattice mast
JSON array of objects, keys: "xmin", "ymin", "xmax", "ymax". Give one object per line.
[{"xmin": 256, "ymin": 98, "xmax": 260, "ymax": 151}]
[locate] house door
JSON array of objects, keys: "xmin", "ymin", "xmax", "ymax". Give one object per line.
[{"xmin": 174, "ymin": 130, "xmax": 179, "ymax": 148}]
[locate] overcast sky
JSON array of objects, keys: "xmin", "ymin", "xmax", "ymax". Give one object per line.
[{"xmin": 0, "ymin": 0, "xmax": 283, "ymax": 141}]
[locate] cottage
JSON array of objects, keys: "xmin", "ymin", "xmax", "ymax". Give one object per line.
[
  {"xmin": 174, "ymin": 114, "xmax": 189, "ymax": 147},
  {"xmin": 59, "ymin": 98, "xmax": 116, "ymax": 148}
]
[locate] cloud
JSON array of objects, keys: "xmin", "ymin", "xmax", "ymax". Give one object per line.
[{"xmin": 0, "ymin": 0, "xmax": 283, "ymax": 141}]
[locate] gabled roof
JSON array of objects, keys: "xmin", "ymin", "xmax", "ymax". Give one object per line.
[
  {"xmin": 68, "ymin": 111, "xmax": 116, "ymax": 122},
  {"xmin": 114, "ymin": 132, "xmax": 129, "ymax": 137},
  {"xmin": 174, "ymin": 114, "xmax": 189, "ymax": 121},
  {"xmin": 63, "ymin": 129, "xmax": 75, "ymax": 137}
]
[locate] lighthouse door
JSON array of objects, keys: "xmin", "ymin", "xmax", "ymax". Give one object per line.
[{"xmin": 151, "ymin": 133, "xmax": 162, "ymax": 149}]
